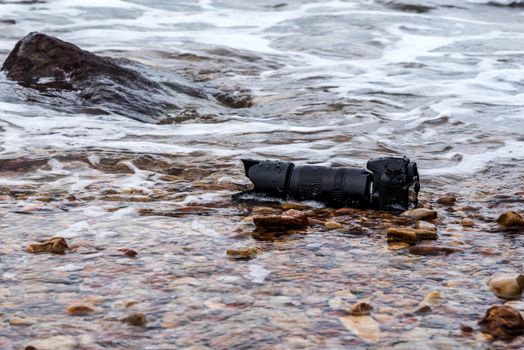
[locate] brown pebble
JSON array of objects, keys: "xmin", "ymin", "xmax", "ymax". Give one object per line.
[
  {"xmin": 121, "ymin": 313, "xmax": 147, "ymax": 326},
  {"xmin": 226, "ymin": 246, "xmax": 262, "ymax": 260},
  {"xmin": 401, "ymin": 208, "xmax": 438, "ymax": 221},
  {"xmin": 386, "ymin": 227, "xmax": 437, "ymax": 243},
  {"xmin": 26, "ymin": 237, "xmax": 69, "ymax": 254},
  {"xmin": 497, "ymin": 211, "xmax": 524, "ymax": 230},
  {"xmin": 437, "ymin": 195, "xmax": 456, "ymax": 206},
  {"xmin": 478, "ymin": 305, "xmax": 524, "ymax": 339},
  {"xmin": 349, "ymin": 302, "xmax": 373, "ymax": 316},
  {"xmin": 461, "ymin": 219, "xmax": 475, "ymax": 227},
  {"xmin": 408, "ymin": 246, "xmax": 461, "ymax": 256},
  {"xmin": 117, "ymin": 248, "xmax": 137, "ymax": 258},
  {"xmin": 325, "ymin": 221, "xmax": 343, "ymax": 230},
  {"xmin": 253, "ymin": 209, "xmax": 308, "ymax": 229},
  {"xmin": 66, "ymin": 302, "xmax": 98, "ymax": 316},
  {"xmin": 461, "ymin": 324, "xmax": 474, "ymax": 333}
]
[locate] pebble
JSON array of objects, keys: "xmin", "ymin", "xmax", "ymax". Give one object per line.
[
  {"xmin": 478, "ymin": 305, "xmax": 524, "ymax": 339},
  {"xmin": 436, "ymin": 195, "xmax": 456, "ymax": 206},
  {"xmin": 26, "ymin": 237, "xmax": 69, "ymax": 254},
  {"xmin": 226, "ymin": 246, "xmax": 262, "ymax": 260},
  {"xmin": 408, "ymin": 246, "xmax": 461, "ymax": 256},
  {"xmin": 497, "ymin": 211, "xmax": 524, "ymax": 229},
  {"xmin": 386, "ymin": 227, "xmax": 437, "ymax": 243},
  {"xmin": 339, "ymin": 315, "xmax": 382, "ymax": 343},
  {"xmin": 25, "ymin": 336, "xmax": 78, "ymax": 350},
  {"xmin": 9, "ymin": 315, "xmax": 37, "ymax": 326},
  {"xmin": 121, "ymin": 312, "xmax": 147, "ymax": 326},
  {"xmin": 415, "ymin": 221, "xmax": 436, "ymax": 232},
  {"xmin": 461, "ymin": 219, "xmax": 475, "ymax": 227},
  {"xmin": 401, "ymin": 208, "xmax": 438, "ymax": 221},
  {"xmin": 387, "ymin": 242, "xmax": 410, "ymax": 250},
  {"xmin": 324, "ymin": 221, "xmax": 343, "ymax": 230},
  {"xmin": 349, "ymin": 302, "xmax": 373, "ymax": 316},
  {"xmin": 66, "ymin": 302, "xmax": 99, "ymax": 316},
  {"xmin": 253, "ymin": 209, "xmax": 308, "ymax": 229},
  {"xmin": 487, "ymin": 275, "xmax": 524, "ymax": 300},
  {"xmin": 117, "ymin": 248, "xmax": 138, "ymax": 258}
]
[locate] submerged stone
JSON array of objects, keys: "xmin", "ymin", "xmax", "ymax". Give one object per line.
[
  {"xmin": 25, "ymin": 336, "xmax": 78, "ymax": 350},
  {"xmin": 121, "ymin": 312, "xmax": 147, "ymax": 326},
  {"xmin": 478, "ymin": 305, "xmax": 524, "ymax": 339},
  {"xmin": 339, "ymin": 315, "xmax": 383, "ymax": 343},
  {"xmin": 26, "ymin": 237, "xmax": 68, "ymax": 254},
  {"xmin": 408, "ymin": 246, "xmax": 461, "ymax": 256},
  {"xmin": 349, "ymin": 302, "xmax": 373, "ymax": 316},
  {"xmin": 226, "ymin": 246, "xmax": 262, "ymax": 260},
  {"xmin": 66, "ymin": 302, "xmax": 99, "ymax": 316}
]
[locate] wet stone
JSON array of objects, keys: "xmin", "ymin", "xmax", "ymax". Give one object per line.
[
  {"xmin": 253, "ymin": 209, "xmax": 308, "ymax": 229},
  {"xmin": 478, "ymin": 305, "xmax": 524, "ymax": 339},
  {"xmin": 401, "ymin": 208, "xmax": 438, "ymax": 221},
  {"xmin": 349, "ymin": 301, "xmax": 373, "ymax": 316},
  {"xmin": 488, "ymin": 275, "xmax": 524, "ymax": 300},
  {"xmin": 25, "ymin": 335, "xmax": 78, "ymax": 350},
  {"xmin": 66, "ymin": 302, "xmax": 99, "ymax": 316},
  {"xmin": 436, "ymin": 195, "xmax": 456, "ymax": 206},
  {"xmin": 26, "ymin": 237, "xmax": 69, "ymax": 254},
  {"xmin": 226, "ymin": 246, "xmax": 262, "ymax": 260},
  {"xmin": 408, "ymin": 246, "xmax": 461, "ymax": 256},
  {"xmin": 121, "ymin": 312, "xmax": 147, "ymax": 326},
  {"xmin": 117, "ymin": 248, "xmax": 138, "ymax": 258},
  {"xmin": 386, "ymin": 227, "xmax": 437, "ymax": 243},
  {"xmin": 461, "ymin": 219, "xmax": 475, "ymax": 227},
  {"xmin": 497, "ymin": 211, "xmax": 524, "ymax": 230},
  {"xmin": 324, "ymin": 221, "xmax": 343, "ymax": 230}
]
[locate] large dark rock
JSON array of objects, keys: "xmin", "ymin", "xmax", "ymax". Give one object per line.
[{"xmin": 1, "ymin": 32, "xmax": 168, "ymax": 122}]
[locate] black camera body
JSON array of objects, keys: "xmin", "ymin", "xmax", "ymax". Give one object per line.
[{"xmin": 235, "ymin": 156, "xmax": 419, "ymax": 211}]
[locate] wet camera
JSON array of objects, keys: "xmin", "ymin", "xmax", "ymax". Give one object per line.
[{"xmin": 234, "ymin": 156, "xmax": 419, "ymax": 211}]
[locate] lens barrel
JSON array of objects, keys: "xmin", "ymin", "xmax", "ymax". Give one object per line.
[
  {"xmin": 239, "ymin": 157, "xmax": 418, "ymax": 211},
  {"xmin": 289, "ymin": 165, "xmax": 372, "ymax": 207}
]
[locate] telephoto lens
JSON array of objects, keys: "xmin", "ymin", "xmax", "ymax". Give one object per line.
[{"xmin": 233, "ymin": 156, "xmax": 419, "ymax": 211}]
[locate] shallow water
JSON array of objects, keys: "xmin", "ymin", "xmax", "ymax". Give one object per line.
[{"xmin": 0, "ymin": 0, "xmax": 524, "ymax": 349}]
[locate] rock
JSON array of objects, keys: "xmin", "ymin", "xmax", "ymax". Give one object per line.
[
  {"xmin": 339, "ymin": 315, "xmax": 382, "ymax": 343},
  {"xmin": 461, "ymin": 219, "xmax": 475, "ymax": 227},
  {"xmin": 408, "ymin": 246, "xmax": 461, "ymax": 256},
  {"xmin": 415, "ymin": 221, "xmax": 436, "ymax": 232},
  {"xmin": 1, "ymin": 32, "xmax": 167, "ymax": 122},
  {"xmin": 436, "ymin": 195, "xmax": 456, "ymax": 206},
  {"xmin": 117, "ymin": 248, "xmax": 137, "ymax": 258},
  {"xmin": 349, "ymin": 302, "xmax": 373, "ymax": 316},
  {"xmin": 386, "ymin": 227, "xmax": 437, "ymax": 243},
  {"xmin": 253, "ymin": 209, "xmax": 308, "ymax": 229},
  {"xmin": 488, "ymin": 275, "xmax": 524, "ymax": 300},
  {"xmin": 387, "ymin": 242, "xmax": 410, "ymax": 250},
  {"xmin": 26, "ymin": 237, "xmax": 68, "ymax": 254},
  {"xmin": 412, "ymin": 291, "xmax": 441, "ymax": 314},
  {"xmin": 9, "ymin": 315, "xmax": 37, "ymax": 325},
  {"xmin": 121, "ymin": 312, "xmax": 147, "ymax": 326},
  {"xmin": 66, "ymin": 302, "xmax": 99, "ymax": 316},
  {"xmin": 401, "ymin": 208, "xmax": 438, "ymax": 221},
  {"xmin": 226, "ymin": 246, "xmax": 262, "ymax": 260},
  {"xmin": 25, "ymin": 336, "xmax": 78, "ymax": 350},
  {"xmin": 497, "ymin": 211, "xmax": 524, "ymax": 230},
  {"xmin": 325, "ymin": 221, "xmax": 343, "ymax": 230},
  {"xmin": 478, "ymin": 305, "xmax": 524, "ymax": 339}
]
